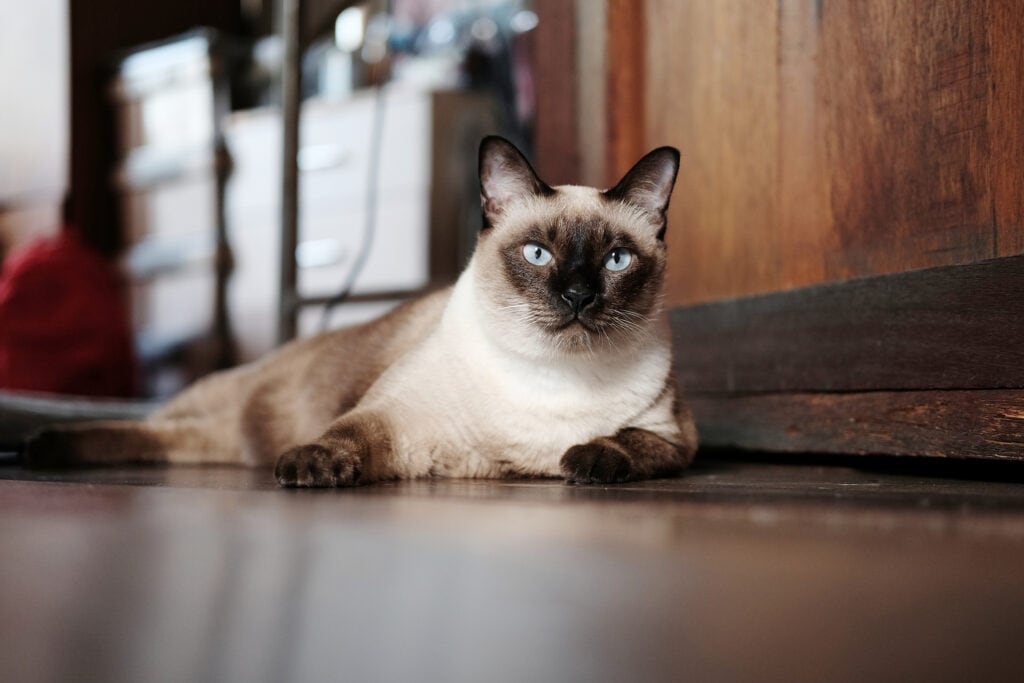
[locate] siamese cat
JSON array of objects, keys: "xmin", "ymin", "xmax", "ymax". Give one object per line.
[{"xmin": 27, "ymin": 136, "xmax": 698, "ymax": 487}]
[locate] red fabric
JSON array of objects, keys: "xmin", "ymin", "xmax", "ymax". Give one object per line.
[{"xmin": 0, "ymin": 229, "xmax": 137, "ymax": 396}]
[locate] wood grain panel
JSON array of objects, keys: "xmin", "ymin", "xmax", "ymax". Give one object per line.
[
  {"xmin": 646, "ymin": 0, "xmax": 781, "ymax": 305},
  {"xmin": 575, "ymin": 0, "xmax": 607, "ymax": 188},
  {"xmin": 776, "ymin": 0, "xmax": 831, "ymax": 290},
  {"xmin": 690, "ymin": 389, "xmax": 1024, "ymax": 460},
  {"xmin": 532, "ymin": 0, "xmax": 579, "ymax": 186},
  {"xmin": 671, "ymin": 255, "xmax": 1024, "ymax": 394},
  {"xmin": 991, "ymin": 0, "xmax": 1024, "ymax": 257},
  {"xmin": 604, "ymin": 0, "xmax": 646, "ymax": 186},
  {"xmin": 818, "ymin": 0, "xmax": 995, "ymax": 281},
  {"xmin": 643, "ymin": 0, "xmax": 1024, "ymax": 305}
]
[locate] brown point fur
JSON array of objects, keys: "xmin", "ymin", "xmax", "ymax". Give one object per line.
[
  {"xmin": 30, "ymin": 291, "xmax": 451, "ymax": 468},
  {"xmin": 474, "ymin": 190, "xmax": 668, "ymax": 351},
  {"xmin": 26, "ymin": 138, "xmax": 694, "ymax": 488}
]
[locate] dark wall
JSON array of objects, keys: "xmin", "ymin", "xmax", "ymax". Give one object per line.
[{"xmin": 69, "ymin": 0, "xmax": 242, "ymax": 255}]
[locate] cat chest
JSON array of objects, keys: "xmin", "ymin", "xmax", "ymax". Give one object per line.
[
  {"xmin": 439, "ymin": 374, "xmax": 657, "ymax": 465},
  {"xmin": 381, "ymin": 338, "xmax": 671, "ymax": 476}
]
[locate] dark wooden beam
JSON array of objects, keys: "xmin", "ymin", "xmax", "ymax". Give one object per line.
[
  {"xmin": 672, "ymin": 254, "xmax": 1024, "ymax": 394},
  {"xmin": 690, "ymin": 390, "xmax": 1024, "ymax": 460},
  {"xmin": 672, "ymin": 254, "xmax": 1024, "ymax": 460}
]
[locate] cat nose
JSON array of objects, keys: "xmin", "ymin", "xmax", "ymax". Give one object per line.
[{"xmin": 561, "ymin": 286, "xmax": 596, "ymax": 314}]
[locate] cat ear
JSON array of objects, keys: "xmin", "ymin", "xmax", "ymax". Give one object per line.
[
  {"xmin": 602, "ymin": 147, "xmax": 680, "ymax": 239},
  {"xmin": 479, "ymin": 136, "xmax": 553, "ymax": 229}
]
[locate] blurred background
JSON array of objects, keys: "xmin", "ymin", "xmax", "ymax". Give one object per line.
[
  {"xmin": 1, "ymin": 0, "xmax": 552, "ymax": 398},
  {"xmin": 3, "ymin": 0, "xmax": 1022, "ymax": 405}
]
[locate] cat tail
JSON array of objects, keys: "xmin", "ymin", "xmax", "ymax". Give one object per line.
[{"xmin": 23, "ymin": 418, "xmax": 245, "ymax": 468}]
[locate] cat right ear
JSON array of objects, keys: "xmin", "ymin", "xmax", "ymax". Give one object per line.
[
  {"xmin": 602, "ymin": 146, "xmax": 680, "ymax": 240},
  {"xmin": 479, "ymin": 136, "xmax": 553, "ymax": 229}
]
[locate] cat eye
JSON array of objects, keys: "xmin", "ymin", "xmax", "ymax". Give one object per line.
[
  {"xmin": 522, "ymin": 242, "xmax": 553, "ymax": 266},
  {"xmin": 604, "ymin": 248, "xmax": 632, "ymax": 272}
]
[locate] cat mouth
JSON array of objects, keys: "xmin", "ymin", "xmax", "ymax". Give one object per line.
[{"xmin": 550, "ymin": 314, "xmax": 600, "ymax": 334}]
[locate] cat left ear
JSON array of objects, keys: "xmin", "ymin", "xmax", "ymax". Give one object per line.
[
  {"xmin": 479, "ymin": 136, "xmax": 554, "ymax": 229},
  {"xmin": 602, "ymin": 147, "xmax": 680, "ymax": 239}
]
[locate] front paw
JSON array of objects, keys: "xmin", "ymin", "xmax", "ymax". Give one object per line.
[
  {"xmin": 274, "ymin": 444, "xmax": 361, "ymax": 488},
  {"xmin": 560, "ymin": 442, "xmax": 635, "ymax": 484}
]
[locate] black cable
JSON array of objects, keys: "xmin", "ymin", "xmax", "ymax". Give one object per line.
[{"xmin": 319, "ymin": 83, "xmax": 386, "ymax": 331}]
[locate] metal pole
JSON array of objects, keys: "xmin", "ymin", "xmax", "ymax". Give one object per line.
[{"xmin": 277, "ymin": 0, "xmax": 302, "ymax": 344}]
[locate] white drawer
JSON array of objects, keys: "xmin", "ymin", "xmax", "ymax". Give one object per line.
[
  {"xmin": 121, "ymin": 174, "xmax": 217, "ymax": 244},
  {"xmin": 224, "ymin": 88, "xmax": 432, "ymax": 210},
  {"xmin": 114, "ymin": 79, "xmax": 216, "ymax": 157},
  {"xmin": 130, "ymin": 269, "xmax": 214, "ymax": 342},
  {"xmin": 296, "ymin": 197, "xmax": 431, "ymax": 296},
  {"xmin": 226, "ymin": 194, "xmax": 430, "ymax": 358}
]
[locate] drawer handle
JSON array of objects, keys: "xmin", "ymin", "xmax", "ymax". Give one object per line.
[
  {"xmin": 298, "ymin": 144, "xmax": 353, "ymax": 172},
  {"xmin": 124, "ymin": 232, "xmax": 216, "ymax": 279},
  {"xmin": 297, "ymin": 238, "xmax": 346, "ymax": 268}
]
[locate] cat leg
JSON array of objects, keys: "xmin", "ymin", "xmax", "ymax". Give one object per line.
[
  {"xmin": 561, "ymin": 381, "xmax": 699, "ymax": 484},
  {"xmin": 273, "ymin": 412, "xmax": 396, "ymax": 488},
  {"xmin": 24, "ymin": 418, "xmax": 247, "ymax": 468},
  {"xmin": 560, "ymin": 427, "xmax": 697, "ymax": 484}
]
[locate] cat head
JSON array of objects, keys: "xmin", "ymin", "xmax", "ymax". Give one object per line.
[{"xmin": 472, "ymin": 135, "xmax": 680, "ymax": 358}]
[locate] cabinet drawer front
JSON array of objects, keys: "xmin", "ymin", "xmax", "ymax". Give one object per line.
[
  {"xmin": 297, "ymin": 198, "xmax": 430, "ymax": 296},
  {"xmin": 121, "ymin": 175, "xmax": 217, "ymax": 244},
  {"xmin": 115, "ymin": 80, "xmax": 216, "ymax": 157},
  {"xmin": 225, "ymin": 89, "xmax": 432, "ymax": 209},
  {"xmin": 130, "ymin": 270, "xmax": 214, "ymax": 343}
]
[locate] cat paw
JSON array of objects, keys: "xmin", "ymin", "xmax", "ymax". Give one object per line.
[
  {"xmin": 560, "ymin": 442, "xmax": 635, "ymax": 484},
  {"xmin": 274, "ymin": 444, "xmax": 361, "ymax": 488}
]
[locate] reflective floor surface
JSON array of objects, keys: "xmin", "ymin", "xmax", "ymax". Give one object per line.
[{"xmin": 2, "ymin": 455, "xmax": 1024, "ymax": 682}]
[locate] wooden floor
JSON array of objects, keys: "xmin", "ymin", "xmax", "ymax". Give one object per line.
[{"xmin": 2, "ymin": 455, "xmax": 1024, "ymax": 682}]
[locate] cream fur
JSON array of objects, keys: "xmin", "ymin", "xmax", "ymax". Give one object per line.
[
  {"xmin": 355, "ymin": 254, "xmax": 680, "ymax": 479},
  {"xmin": 28, "ymin": 144, "xmax": 694, "ymax": 486}
]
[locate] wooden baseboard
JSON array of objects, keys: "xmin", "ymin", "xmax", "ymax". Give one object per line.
[
  {"xmin": 672, "ymin": 255, "xmax": 1024, "ymax": 459},
  {"xmin": 672, "ymin": 255, "xmax": 1024, "ymax": 393},
  {"xmin": 690, "ymin": 390, "xmax": 1024, "ymax": 460}
]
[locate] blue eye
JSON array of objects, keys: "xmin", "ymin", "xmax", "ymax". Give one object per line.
[
  {"xmin": 523, "ymin": 242, "xmax": 553, "ymax": 266},
  {"xmin": 604, "ymin": 248, "xmax": 632, "ymax": 272}
]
